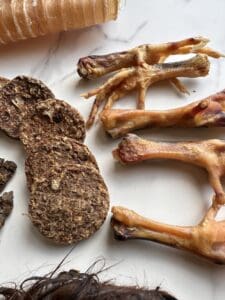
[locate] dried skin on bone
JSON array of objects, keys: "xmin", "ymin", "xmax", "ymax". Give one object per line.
[
  {"xmin": 101, "ymin": 89, "xmax": 225, "ymax": 138},
  {"xmin": 83, "ymin": 54, "xmax": 210, "ymax": 127},
  {"xmin": 111, "ymin": 135, "xmax": 225, "ymax": 264},
  {"xmin": 113, "ymin": 134, "xmax": 225, "ymax": 205},
  {"xmin": 78, "ymin": 37, "xmax": 224, "ymax": 128},
  {"xmin": 111, "ymin": 205, "xmax": 225, "ymax": 264},
  {"xmin": 78, "ymin": 36, "xmax": 223, "ymax": 79}
]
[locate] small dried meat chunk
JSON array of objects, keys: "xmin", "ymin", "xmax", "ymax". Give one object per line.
[
  {"xmin": 0, "ymin": 159, "xmax": 17, "ymax": 193},
  {"xmin": 0, "ymin": 191, "xmax": 13, "ymax": 229}
]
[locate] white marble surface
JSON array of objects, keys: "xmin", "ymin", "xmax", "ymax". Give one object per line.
[{"xmin": 1, "ymin": 1, "xmax": 225, "ymax": 299}]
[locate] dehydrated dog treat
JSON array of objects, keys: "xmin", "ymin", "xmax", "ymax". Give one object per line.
[
  {"xmin": 0, "ymin": 77, "xmax": 9, "ymax": 89},
  {"xmin": 0, "ymin": 266, "xmax": 177, "ymax": 300},
  {"xmin": 29, "ymin": 165, "xmax": 109, "ymax": 244},
  {"xmin": 0, "ymin": 158, "xmax": 17, "ymax": 193},
  {"xmin": 82, "ymin": 54, "xmax": 210, "ymax": 127},
  {"xmin": 0, "ymin": 0, "xmax": 119, "ymax": 45},
  {"xmin": 0, "ymin": 75, "xmax": 54, "ymax": 138},
  {"xmin": 78, "ymin": 36, "xmax": 222, "ymax": 79},
  {"xmin": 25, "ymin": 136, "xmax": 99, "ymax": 190},
  {"xmin": 20, "ymin": 99, "xmax": 86, "ymax": 149},
  {"xmin": 78, "ymin": 37, "xmax": 224, "ymax": 128},
  {"xmin": 112, "ymin": 134, "xmax": 225, "ymax": 264},
  {"xmin": 101, "ymin": 89, "xmax": 225, "ymax": 138},
  {"xmin": 0, "ymin": 191, "xmax": 13, "ymax": 229},
  {"xmin": 111, "ymin": 204, "xmax": 225, "ymax": 265},
  {"xmin": 114, "ymin": 134, "xmax": 225, "ymax": 205}
]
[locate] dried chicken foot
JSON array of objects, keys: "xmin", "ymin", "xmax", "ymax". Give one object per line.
[
  {"xmin": 84, "ymin": 54, "xmax": 209, "ymax": 127},
  {"xmin": 78, "ymin": 36, "xmax": 224, "ymax": 79},
  {"xmin": 101, "ymin": 89, "xmax": 225, "ymax": 138},
  {"xmin": 111, "ymin": 205, "xmax": 225, "ymax": 264},
  {"xmin": 114, "ymin": 135, "xmax": 225, "ymax": 205}
]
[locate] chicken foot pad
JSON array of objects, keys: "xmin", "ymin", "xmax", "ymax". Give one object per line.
[{"xmin": 112, "ymin": 135, "xmax": 225, "ymax": 264}]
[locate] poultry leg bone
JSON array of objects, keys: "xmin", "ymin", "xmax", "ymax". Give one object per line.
[
  {"xmin": 111, "ymin": 205, "xmax": 225, "ymax": 264},
  {"xmin": 101, "ymin": 89, "xmax": 225, "ymax": 138},
  {"xmin": 112, "ymin": 135, "xmax": 225, "ymax": 263},
  {"xmin": 114, "ymin": 134, "xmax": 225, "ymax": 205}
]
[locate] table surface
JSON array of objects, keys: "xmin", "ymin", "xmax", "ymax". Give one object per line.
[{"xmin": 1, "ymin": 1, "xmax": 225, "ymax": 299}]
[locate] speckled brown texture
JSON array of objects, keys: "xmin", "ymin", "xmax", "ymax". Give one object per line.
[
  {"xmin": 20, "ymin": 99, "xmax": 86, "ymax": 148},
  {"xmin": 25, "ymin": 136, "xmax": 99, "ymax": 190},
  {"xmin": 0, "ymin": 76, "xmax": 54, "ymax": 139},
  {"xmin": 0, "ymin": 159, "xmax": 17, "ymax": 193},
  {"xmin": 0, "ymin": 191, "xmax": 13, "ymax": 229},
  {"xmin": 0, "ymin": 77, "xmax": 9, "ymax": 89},
  {"xmin": 29, "ymin": 165, "xmax": 109, "ymax": 244}
]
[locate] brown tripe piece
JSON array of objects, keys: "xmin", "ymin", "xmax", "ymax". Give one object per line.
[
  {"xmin": 20, "ymin": 99, "xmax": 86, "ymax": 149},
  {"xmin": 0, "ymin": 158, "xmax": 17, "ymax": 193},
  {"xmin": 0, "ymin": 75, "xmax": 54, "ymax": 138},
  {"xmin": 0, "ymin": 191, "xmax": 13, "ymax": 229},
  {"xmin": 0, "ymin": 77, "xmax": 9, "ymax": 89},
  {"xmin": 29, "ymin": 165, "xmax": 109, "ymax": 244},
  {"xmin": 25, "ymin": 136, "xmax": 99, "ymax": 190}
]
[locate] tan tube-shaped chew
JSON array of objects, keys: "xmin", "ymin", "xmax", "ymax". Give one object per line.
[{"xmin": 0, "ymin": 0, "xmax": 120, "ymax": 44}]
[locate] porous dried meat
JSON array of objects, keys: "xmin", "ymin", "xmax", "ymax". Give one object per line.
[
  {"xmin": 0, "ymin": 191, "xmax": 13, "ymax": 229},
  {"xmin": 25, "ymin": 136, "xmax": 99, "ymax": 190},
  {"xmin": 0, "ymin": 159, "xmax": 17, "ymax": 193},
  {"xmin": 20, "ymin": 99, "xmax": 86, "ymax": 149},
  {"xmin": 29, "ymin": 165, "xmax": 109, "ymax": 244},
  {"xmin": 0, "ymin": 76, "xmax": 54, "ymax": 138}
]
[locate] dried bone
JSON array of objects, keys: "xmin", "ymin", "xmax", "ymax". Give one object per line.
[
  {"xmin": 83, "ymin": 54, "xmax": 210, "ymax": 127},
  {"xmin": 101, "ymin": 89, "xmax": 225, "ymax": 138},
  {"xmin": 78, "ymin": 36, "xmax": 222, "ymax": 79},
  {"xmin": 111, "ymin": 205, "xmax": 225, "ymax": 264},
  {"xmin": 111, "ymin": 135, "xmax": 225, "ymax": 263},
  {"xmin": 114, "ymin": 134, "xmax": 225, "ymax": 205}
]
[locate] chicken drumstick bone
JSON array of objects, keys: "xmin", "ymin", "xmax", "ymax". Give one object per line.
[{"xmin": 112, "ymin": 135, "xmax": 225, "ymax": 264}]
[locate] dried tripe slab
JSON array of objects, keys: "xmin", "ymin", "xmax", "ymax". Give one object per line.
[
  {"xmin": 20, "ymin": 99, "xmax": 86, "ymax": 150},
  {"xmin": 25, "ymin": 136, "xmax": 99, "ymax": 190},
  {"xmin": 29, "ymin": 165, "xmax": 109, "ymax": 245},
  {"xmin": 0, "ymin": 76, "xmax": 54, "ymax": 139}
]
